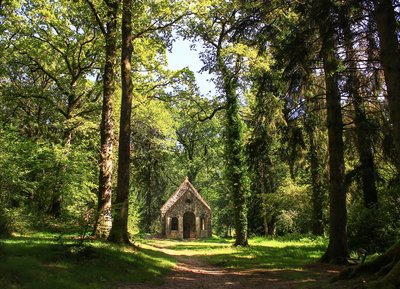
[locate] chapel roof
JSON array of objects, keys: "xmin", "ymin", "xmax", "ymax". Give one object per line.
[{"xmin": 160, "ymin": 177, "xmax": 211, "ymax": 215}]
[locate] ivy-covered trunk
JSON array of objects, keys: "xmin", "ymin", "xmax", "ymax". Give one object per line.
[
  {"xmin": 108, "ymin": 0, "xmax": 132, "ymax": 244},
  {"xmin": 222, "ymin": 71, "xmax": 249, "ymax": 247},
  {"xmin": 94, "ymin": 0, "xmax": 118, "ymax": 238}
]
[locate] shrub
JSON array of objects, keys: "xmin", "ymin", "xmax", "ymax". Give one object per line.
[
  {"xmin": 348, "ymin": 205, "xmax": 398, "ymax": 253},
  {"xmin": 0, "ymin": 207, "xmax": 31, "ymax": 236}
]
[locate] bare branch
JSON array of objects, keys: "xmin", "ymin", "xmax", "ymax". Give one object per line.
[
  {"xmin": 197, "ymin": 105, "xmax": 225, "ymax": 121},
  {"xmin": 84, "ymin": 0, "xmax": 107, "ymax": 36},
  {"xmin": 132, "ymin": 12, "xmax": 189, "ymax": 40}
]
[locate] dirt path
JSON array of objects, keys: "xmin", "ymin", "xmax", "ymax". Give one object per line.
[{"xmin": 119, "ymin": 243, "xmax": 347, "ymax": 289}]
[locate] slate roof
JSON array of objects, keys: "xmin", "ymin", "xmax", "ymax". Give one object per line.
[{"xmin": 160, "ymin": 177, "xmax": 211, "ymax": 215}]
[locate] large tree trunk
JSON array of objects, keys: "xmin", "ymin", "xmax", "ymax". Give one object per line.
[
  {"xmin": 94, "ymin": 0, "xmax": 118, "ymax": 238},
  {"xmin": 317, "ymin": 0, "xmax": 348, "ymax": 264},
  {"xmin": 221, "ymin": 68, "xmax": 249, "ymax": 246},
  {"xmin": 108, "ymin": 0, "xmax": 133, "ymax": 244},
  {"xmin": 373, "ymin": 0, "xmax": 400, "ymax": 173},
  {"xmin": 335, "ymin": 1, "xmax": 400, "ymax": 287},
  {"xmin": 337, "ymin": 1, "xmax": 400, "ymax": 286},
  {"xmin": 339, "ymin": 241, "xmax": 400, "ymax": 289}
]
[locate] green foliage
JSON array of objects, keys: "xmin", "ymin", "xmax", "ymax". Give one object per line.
[
  {"xmin": 0, "ymin": 0, "xmax": 399, "ymax": 275},
  {"xmin": 0, "ymin": 126, "xmax": 98, "ymax": 234},
  {"xmin": 169, "ymin": 94, "xmax": 226, "ymax": 234},
  {"xmin": 0, "ymin": 208, "xmax": 31, "ymax": 236},
  {"xmin": 348, "ymin": 204, "xmax": 399, "ymax": 253},
  {"xmin": 130, "ymin": 97, "xmax": 175, "ymax": 234}
]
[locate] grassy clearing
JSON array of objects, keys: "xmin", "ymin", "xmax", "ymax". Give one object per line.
[
  {"xmin": 144, "ymin": 235, "xmax": 327, "ymax": 270},
  {"xmin": 0, "ymin": 233, "xmax": 176, "ymax": 289},
  {"xmin": 142, "ymin": 236, "xmax": 338, "ymax": 288},
  {"xmin": 0, "ymin": 234, "xmax": 371, "ymax": 289}
]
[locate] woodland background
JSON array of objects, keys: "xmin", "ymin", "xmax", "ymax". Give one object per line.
[{"xmin": 0, "ymin": 1, "xmax": 400, "ymax": 282}]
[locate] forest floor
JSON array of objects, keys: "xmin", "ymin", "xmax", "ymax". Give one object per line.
[
  {"xmin": 121, "ymin": 238, "xmax": 366, "ymax": 289},
  {"xmin": 0, "ymin": 234, "xmax": 369, "ymax": 289}
]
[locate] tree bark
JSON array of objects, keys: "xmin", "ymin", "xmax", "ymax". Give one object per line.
[
  {"xmin": 317, "ymin": 0, "xmax": 348, "ymax": 264},
  {"xmin": 373, "ymin": 0, "xmax": 400, "ymax": 173},
  {"xmin": 94, "ymin": 0, "xmax": 118, "ymax": 238},
  {"xmin": 339, "ymin": 241, "xmax": 400, "ymax": 289},
  {"xmin": 108, "ymin": 0, "xmax": 133, "ymax": 244}
]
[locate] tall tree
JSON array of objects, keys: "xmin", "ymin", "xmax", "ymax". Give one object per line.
[
  {"xmin": 186, "ymin": 2, "xmax": 251, "ymax": 246},
  {"xmin": 96, "ymin": 0, "xmax": 118, "ymax": 238},
  {"xmin": 85, "ymin": 0, "xmax": 120, "ymax": 238},
  {"xmin": 221, "ymin": 58, "xmax": 249, "ymax": 246},
  {"xmin": 373, "ymin": 0, "xmax": 400, "ymax": 173},
  {"xmin": 315, "ymin": 0, "xmax": 348, "ymax": 264},
  {"xmin": 339, "ymin": 1, "xmax": 400, "ymax": 287},
  {"xmin": 108, "ymin": 0, "xmax": 132, "ymax": 244},
  {"xmin": 340, "ymin": 5, "xmax": 378, "ymax": 208},
  {"xmin": 247, "ymin": 72, "xmax": 286, "ymax": 237}
]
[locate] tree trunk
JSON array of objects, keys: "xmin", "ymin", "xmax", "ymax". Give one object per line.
[
  {"xmin": 317, "ymin": 0, "xmax": 348, "ymax": 264},
  {"xmin": 94, "ymin": 0, "xmax": 118, "ymax": 238},
  {"xmin": 305, "ymin": 112, "xmax": 324, "ymax": 236},
  {"xmin": 108, "ymin": 0, "xmax": 133, "ymax": 244},
  {"xmin": 48, "ymin": 116, "xmax": 73, "ymax": 217},
  {"xmin": 222, "ymin": 70, "xmax": 249, "ymax": 247},
  {"xmin": 335, "ymin": 1, "xmax": 400, "ymax": 286},
  {"xmin": 341, "ymin": 11, "xmax": 378, "ymax": 208},
  {"xmin": 226, "ymin": 89, "xmax": 249, "ymax": 246},
  {"xmin": 353, "ymin": 100, "xmax": 378, "ymax": 207},
  {"xmin": 338, "ymin": 241, "xmax": 400, "ymax": 289},
  {"xmin": 373, "ymin": 0, "xmax": 400, "ymax": 173}
]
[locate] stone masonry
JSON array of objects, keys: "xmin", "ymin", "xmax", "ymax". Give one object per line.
[{"xmin": 160, "ymin": 177, "xmax": 212, "ymax": 239}]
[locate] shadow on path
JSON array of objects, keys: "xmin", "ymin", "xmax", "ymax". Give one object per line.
[{"xmin": 119, "ymin": 242, "xmax": 348, "ymax": 289}]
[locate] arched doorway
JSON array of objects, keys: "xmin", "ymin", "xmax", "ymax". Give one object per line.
[{"xmin": 183, "ymin": 211, "xmax": 196, "ymax": 239}]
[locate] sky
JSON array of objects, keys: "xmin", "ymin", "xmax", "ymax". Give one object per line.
[{"xmin": 167, "ymin": 39, "xmax": 216, "ymax": 97}]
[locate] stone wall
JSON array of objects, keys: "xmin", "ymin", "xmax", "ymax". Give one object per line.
[{"xmin": 163, "ymin": 190, "xmax": 211, "ymax": 239}]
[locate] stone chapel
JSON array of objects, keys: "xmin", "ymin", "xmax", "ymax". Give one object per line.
[{"xmin": 160, "ymin": 177, "xmax": 212, "ymax": 239}]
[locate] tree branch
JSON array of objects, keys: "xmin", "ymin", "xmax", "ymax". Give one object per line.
[
  {"xmin": 197, "ymin": 105, "xmax": 225, "ymax": 122},
  {"xmin": 85, "ymin": 0, "xmax": 107, "ymax": 36},
  {"xmin": 132, "ymin": 12, "xmax": 189, "ymax": 40}
]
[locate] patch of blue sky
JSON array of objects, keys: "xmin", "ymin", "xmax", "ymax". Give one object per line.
[{"xmin": 167, "ymin": 39, "xmax": 216, "ymax": 97}]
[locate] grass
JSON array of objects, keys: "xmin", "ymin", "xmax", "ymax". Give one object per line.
[
  {"xmin": 1, "ymin": 233, "xmax": 370, "ymax": 289},
  {"xmin": 144, "ymin": 235, "xmax": 328, "ymax": 270},
  {"xmin": 0, "ymin": 232, "xmax": 176, "ymax": 289},
  {"xmin": 142, "ymin": 236, "xmax": 340, "ymax": 288}
]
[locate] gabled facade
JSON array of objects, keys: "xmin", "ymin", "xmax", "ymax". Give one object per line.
[{"xmin": 160, "ymin": 177, "xmax": 212, "ymax": 239}]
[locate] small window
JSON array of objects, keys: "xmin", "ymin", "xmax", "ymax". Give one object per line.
[
  {"xmin": 185, "ymin": 198, "xmax": 192, "ymax": 204},
  {"xmin": 171, "ymin": 217, "xmax": 178, "ymax": 230},
  {"xmin": 200, "ymin": 217, "xmax": 205, "ymax": 230}
]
